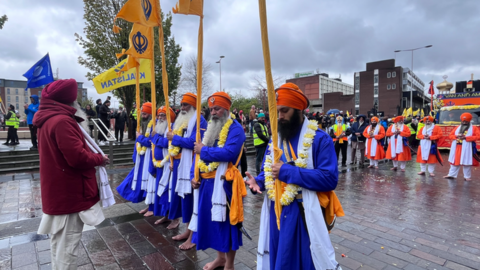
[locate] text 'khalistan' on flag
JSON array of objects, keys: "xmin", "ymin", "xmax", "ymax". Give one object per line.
[{"xmin": 93, "ymin": 58, "xmax": 151, "ymax": 94}]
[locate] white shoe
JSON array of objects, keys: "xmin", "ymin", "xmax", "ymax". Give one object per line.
[{"xmin": 99, "ymin": 141, "xmax": 106, "ymax": 146}]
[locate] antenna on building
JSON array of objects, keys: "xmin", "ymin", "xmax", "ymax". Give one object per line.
[
  {"xmin": 54, "ymin": 68, "xmax": 59, "ymax": 80},
  {"xmin": 316, "ymin": 69, "xmax": 320, "ymax": 74},
  {"xmin": 339, "ymin": 74, "xmax": 341, "ymax": 79},
  {"xmin": 472, "ymin": 73, "xmax": 474, "ymax": 80}
]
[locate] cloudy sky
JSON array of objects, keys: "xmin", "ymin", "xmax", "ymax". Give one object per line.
[{"xmin": 1, "ymin": 0, "xmax": 479, "ymax": 106}]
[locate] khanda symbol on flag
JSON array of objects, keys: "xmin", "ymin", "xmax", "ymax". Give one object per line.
[
  {"xmin": 113, "ymin": 0, "xmax": 159, "ymax": 32},
  {"xmin": 141, "ymin": 0, "xmax": 152, "ymax": 21},
  {"xmin": 116, "ymin": 23, "xmax": 153, "ymax": 71},
  {"xmin": 133, "ymin": 31, "xmax": 149, "ymax": 54}
]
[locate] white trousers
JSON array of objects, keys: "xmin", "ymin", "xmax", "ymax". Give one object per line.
[
  {"xmin": 420, "ymin": 163, "xmax": 435, "ymax": 174},
  {"xmin": 448, "ymin": 165, "xmax": 472, "ymax": 179},
  {"xmin": 392, "ymin": 160, "xmax": 406, "ymax": 169},
  {"xmin": 369, "ymin": 159, "xmax": 379, "ymax": 166},
  {"xmin": 49, "ymin": 213, "xmax": 84, "ymax": 270}
]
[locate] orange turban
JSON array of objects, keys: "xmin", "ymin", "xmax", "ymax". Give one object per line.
[
  {"xmin": 208, "ymin": 92, "xmax": 232, "ymax": 110},
  {"xmin": 276, "ymin": 83, "xmax": 309, "ymax": 111},
  {"xmin": 460, "ymin": 113, "xmax": 472, "ymax": 122},
  {"xmin": 394, "ymin": 116, "xmax": 404, "ymax": 123},
  {"xmin": 371, "ymin": 117, "xmax": 379, "ymax": 123},
  {"xmin": 141, "ymin": 102, "xmax": 152, "ymax": 115},
  {"xmin": 423, "ymin": 116, "xmax": 434, "ymax": 122},
  {"xmin": 181, "ymin": 93, "xmax": 197, "ymax": 107},
  {"xmin": 157, "ymin": 106, "xmax": 176, "ymax": 123}
]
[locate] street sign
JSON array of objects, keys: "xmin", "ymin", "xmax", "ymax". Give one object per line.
[{"xmin": 294, "ymin": 71, "xmax": 314, "ymax": 78}]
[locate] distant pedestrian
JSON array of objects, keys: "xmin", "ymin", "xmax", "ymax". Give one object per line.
[
  {"xmin": 98, "ymin": 100, "xmax": 111, "ymax": 145},
  {"xmin": 95, "ymin": 99, "xmax": 102, "ymax": 117},
  {"xmin": 350, "ymin": 114, "xmax": 367, "ymax": 166},
  {"xmin": 3, "ymin": 105, "xmax": 19, "ymax": 145},
  {"xmin": 253, "ymin": 113, "xmax": 270, "ymax": 175},
  {"xmin": 24, "ymin": 95, "xmax": 40, "ymax": 150},
  {"xmin": 114, "ymin": 106, "xmax": 128, "ymax": 143},
  {"xmin": 363, "ymin": 116, "xmax": 386, "ymax": 169},
  {"xmin": 85, "ymin": 104, "xmax": 96, "ymax": 137},
  {"xmin": 249, "ymin": 105, "xmax": 256, "ymax": 134},
  {"xmin": 329, "ymin": 115, "xmax": 350, "ymax": 167},
  {"xmin": 130, "ymin": 103, "xmax": 137, "ymax": 140},
  {"xmin": 34, "ymin": 79, "xmax": 110, "ymax": 270},
  {"xmin": 443, "ymin": 113, "xmax": 480, "ymax": 181}
]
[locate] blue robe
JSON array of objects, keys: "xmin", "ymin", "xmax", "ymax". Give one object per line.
[
  {"xmin": 192, "ymin": 120, "xmax": 246, "ymax": 253},
  {"xmin": 255, "ymin": 128, "xmax": 338, "ymax": 270},
  {"xmin": 116, "ymin": 134, "xmax": 153, "ymax": 203},
  {"xmin": 170, "ymin": 116, "xmax": 208, "ymax": 223},
  {"xmin": 148, "ymin": 133, "xmax": 169, "ymax": 216}
]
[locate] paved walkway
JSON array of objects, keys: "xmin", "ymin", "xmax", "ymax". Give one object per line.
[{"xmin": 1, "ymin": 153, "xmax": 480, "ymax": 270}]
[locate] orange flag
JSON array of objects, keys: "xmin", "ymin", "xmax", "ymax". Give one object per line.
[
  {"xmin": 113, "ymin": 0, "xmax": 160, "ymax": 32},
  {"xmin": 172, "ymin": 0, "xmax": 203, "ymax": 16},
  {"xmin": 116, "ymin": 23, "xmax": 154, "ymax": 71}
]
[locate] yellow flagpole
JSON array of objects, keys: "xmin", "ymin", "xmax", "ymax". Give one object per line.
[
  {"xmin": 150, "ymin": 27, "xmax": 157, "ymax": 128},
  {"xmin": 193, "ymin": 12, "xmax": 204, "ymax": 184},
  {"xmin": 258, "ymin": 0, "xmax": 283, "ymax": 229},
  {"xmin": 156, "ymin": 1, "xmax": 172, "ymax": 132},
  {"xmin": 135, "ymin": 66, "xmax": 141, "ymax": 133}
]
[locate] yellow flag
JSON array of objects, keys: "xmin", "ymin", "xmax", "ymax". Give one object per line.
[
  {"xmin": 0, "ymin": 96, "xmax": 2, "ymax": 103},
  {"xmin": 172, "ymin": 0, "xmax": 203, "ymax": 16},
  {"xmin": 346, "ymin": 110, "xmax": 350, "ymax": 117},
  {"xmin": 412, "ymin": 109, "xmax": 419, "ymax": 116},
  {"xmin": 113, "ymin": 0, "xmax": 160, "ymax": 32},
  {"xmin": 421, "ymin": 109, "xmax": 425, "ymax": 118},
  {"xmin": 402, "ymin": 108, "xmax": 407, "ymax": 117},
  {"xmin": 92, "ymin": 58, "xmax": 152, "ymax": 94},
  {"xmin": 117, "ymin": 23, "xmax": 154, "ymax": 66},
  {"xmin": 406, "ymin": 107, "xmax": 412, "ymax": 116}
]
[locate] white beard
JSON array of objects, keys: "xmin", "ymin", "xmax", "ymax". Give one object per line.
[
  {"xmin": 155, "ymin": 119, "xmax": 168, "ymax": 135},
  {"xmin": 174, "ymin": 108, "xmax": 195, "ymax": 130},
  {"xmin": 73, "ymin": 102, "xmax": 90, "ymax": 132},
  {"xmin": 203, "ymin": 111, "xmax": 230, "ymax": 147}
]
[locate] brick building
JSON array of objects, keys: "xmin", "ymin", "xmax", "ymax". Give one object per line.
[
  {"xmin": 354, "ymin": 59, "xmax": 430, "ymax": 117},
  {"xmin": 286, "ymin": 73, "xmax": 353, "ymax": 113}
]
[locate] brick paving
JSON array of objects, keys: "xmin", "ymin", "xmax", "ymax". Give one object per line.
[{"xmin": 0, "ymin": 153, "xmax": 480, "ymax": 269}]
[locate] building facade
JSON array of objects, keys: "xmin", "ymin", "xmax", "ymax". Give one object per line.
[
  {"xmin": 286, "ymin": 73, "xmax": 353, "ymax": 112},
  {"xmin": 354, "ymin": 59, "xmax": 429, "ymax": 117},
  {"xmin": 0, "ymin": 78, "xmax": 88, "ymax": 120}
]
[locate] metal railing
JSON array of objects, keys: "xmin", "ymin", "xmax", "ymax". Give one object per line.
[{"xmin": 91, "ymin": 118, "xmax": 116, "ymax": 169}]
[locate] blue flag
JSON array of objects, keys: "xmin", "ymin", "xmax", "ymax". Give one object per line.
[{"xmin": 23, "ymin": 53, "xmax": 54, "ymax": 90}]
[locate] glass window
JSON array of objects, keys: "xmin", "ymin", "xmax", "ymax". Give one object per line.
[
  {"xmin": 374, "ymin": 97, "xmax": 379, "ymax": 107},
  {"xmin": 7, "ymin": 96, "xmax": 10, "ymax": 102},
  {"xmin": 15, "ymin": 89, "xmax": 18, "ymax": 94},
  {"xmin": 16, "ymin": 96, "xmax": 18, "ymax": 102},
  {"xmin": 355, "ymin": 109, "xmax": 359, "ymax": 115},
  {"xmin": 355, "ymin": 93, "xmax": 360, "ymax": 105},
  {"xmin": 7, "ymin": 88, "xmax": 10, "ymax": 95},
  {"xmin": 25, "ymin": 96, "xmax": 29, "ymax": 103},
  {"xmin": 392, "ymin": 71, "xmax": 396, "ymax": 77},
  {"xmin": 16, "ymin": 103, "xmax": 19, "ymax": 110},
  {"xmin": 387, "ymin": 72, "xmax": 391, "ymax": 78},
  {"xmin": 39, "ymin": 90, "xmax": 42, "ymax": 97},
  {"xmin": 387, "ymin": 84, "xmax": 391, "ymax": 90},
  {"xmin": 392, "ymin": 83, "xmax": 396, "ymax": 89},
  {"xmin": 374, "ymin": 74, "xmax": 379, "ymax": 84},
  {"xmin": 374, "ymin": 86, "xmax": 378, "ymax": 95}
]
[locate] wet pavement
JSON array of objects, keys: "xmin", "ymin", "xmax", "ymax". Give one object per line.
[{"xmin": 0, "ymin": 152, "xmax": 480, "ymax": 269}]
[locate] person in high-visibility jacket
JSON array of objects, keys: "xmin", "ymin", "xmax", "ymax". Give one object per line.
[
  {"xmin": 130, "ymin": 103, "xmax": 137, "ymax": 140},
  {"xmin": 416, "ymin": 117, "xmax": 425, "ymax": 140},
  {"xmin": 329, "ymin": 115, "xmax": 351, "ymax": 167},
  {"xmin": 3, "ymin": 105, "xmax": 19, "ymax": 146},
  {"xmin": 407, "ymin": 117, "xmax": 419, "ymax": 150},
  {"xmin": 253, "ymin": 113, "xmax": 270, "ymax": 175}
]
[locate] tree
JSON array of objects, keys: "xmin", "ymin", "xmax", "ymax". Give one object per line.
[
  {"xmin": 78, "ymin": 97, "xmax": 96, "ymax": 108},
  {"xmin": 76, "ymin": 0, "xmax": 181, "ymax": 137},
  {"xmin": 0, "ymin": 15, "xmax": 7, "ymax": 29},
  {"xmin": 176, "ymin": 55, "xmax": 213, "ymax": 105},
  {"xmin": 249, "ymin": 74, "xmax": 285, "ymax": 111}
]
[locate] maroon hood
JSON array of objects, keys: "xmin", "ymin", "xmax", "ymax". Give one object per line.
[{"xmin": 33, "ymin": 98, "xmax": 83, "ymax": 128}]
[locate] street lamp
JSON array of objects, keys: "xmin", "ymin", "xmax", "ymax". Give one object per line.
[
  {"xmin": 394, "ymin": 45, "xmax": 432, "ymax": 113},
  {"xmin": 262, "ymin": 88, "xmax": 266, "ymax": 112},
  {"xmin": 216, "ymin": 56, "xmax": 225, "ymax": 91}
]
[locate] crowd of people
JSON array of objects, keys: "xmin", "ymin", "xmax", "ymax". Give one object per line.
[{"xmin": 28, "ymin": 78, "xmax": 479, "ymax": 270}]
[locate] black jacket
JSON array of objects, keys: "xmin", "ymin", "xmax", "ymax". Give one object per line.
[
  {"xmin": 114, "ymin": 110, "xmax": 128, "ymax": 129},
  {"xmin": 95, "ymin": 103, "xmax": 102, "ymax": 118},
  {"xmin": 99, "ymin": 104, "xmax": 110, "ymax": 122},
  {"xmin": 351, "ymin": 117, "xmax": 368, "ymax": 142},
  {"xmin": 254, "ymin": 122, "xmax": 270, "ymax": 147}
]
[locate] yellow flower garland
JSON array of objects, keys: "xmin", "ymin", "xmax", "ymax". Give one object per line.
[
  {"xmin": 264, "ymin": 120, "xmax": 318, "ymax": 206},
  {"xmin": 168, "ymin": 122, "xmax": 188, "ymax": 157},
  {"xmin": 136, "ymin": 120, "xmax": 154, "ymax": 155},
  {"xmin": 198, "ymin": 115, "xmax": 235, "ymax": 173}
]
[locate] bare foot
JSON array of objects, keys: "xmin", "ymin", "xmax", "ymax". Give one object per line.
[
  {"xmin": 368, "ymin": 165, "xmax": 374, "ymax": 168},
  {"xmin": 417, "ymin": 172, "xmax": 425, "ymax": 175},
  {"xmin": 443, "ymin": 175, "xmax": 454, "ymax": 179},
  {"xmin": 167, "ymin": 219, "xmax": 180, "ymax": 230},
  {"xmin": 390, "ymin": 167, "xmax": 397, "ymax": 171},
  {"xmin": 375, "ymin": 166, "xmax": 379, "ymax": 169},
  {"xmin": 144, "ymin": 211, "xmax": 153, "ymax": 217},
  {"xmin": 465, "ymin": 178, "xmax": 472, "ymax": 181},
  {"xmin": 172, "ymin": 230, "xmax": 190, "ymax": 241},
  {"xmin": 154, "ymin": 217, "xmax": 170, "ymax": 225},
  {"xmin": 139, "ymin": 207, "xmax": 149, "ymax": 214},
  {"xmin": 203, "ymin": 257, "xmax": 226, "ymax": 270},
  {"xmin": 429, "ymin": 173, "xmax": 435, "ymax": 176},
  {"xmin": 401, "ymin": 169, "xmax": 406, "ymax": 172},
  {"xmin": 179, "ymin": 239, "xmax": 196, "ymax": 250}
]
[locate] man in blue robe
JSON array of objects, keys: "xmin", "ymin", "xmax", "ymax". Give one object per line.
[
  {"xmin": 116, "ymin": 102, "xmax": 154, "ymax": 209},
  {"xmin": 148, "ymin": 106, "xmax": 176, "ymax": 224},
  {"xmin": 246, "ymin": 83, "xmax": 342, "ymax": 270},
  {"xmin": 166, "ymin": 93, "xmax": 207, "ymax": 250},
  {"xmin": 192, "ymin": 92, "xmax": 246, "ymax": 270}
]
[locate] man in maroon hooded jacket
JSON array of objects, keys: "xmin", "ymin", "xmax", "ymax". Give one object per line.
[{"xmin": 34, "ymin": 79, "xmax": 109, "ymax": 269}]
